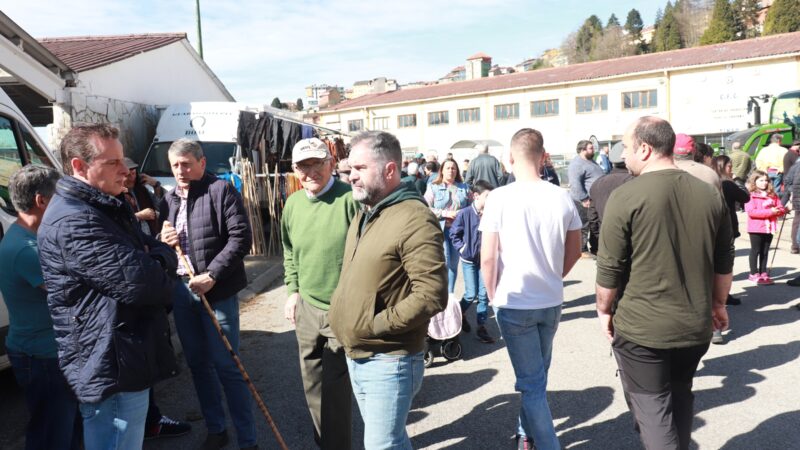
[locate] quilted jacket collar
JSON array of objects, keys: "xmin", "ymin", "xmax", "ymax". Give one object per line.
[{"xmin": 57, "ymin": 176, "xmax": 124, "ymax": 211}]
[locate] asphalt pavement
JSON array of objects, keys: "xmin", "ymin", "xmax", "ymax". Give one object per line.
[{"xmin": 1, "ymin": 212, "xmax": 799, "ymax": 449}]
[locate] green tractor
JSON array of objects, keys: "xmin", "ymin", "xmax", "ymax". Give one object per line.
[{"xmin": 727, "ymin": 90, "xmax": 800, "ymax": 158}]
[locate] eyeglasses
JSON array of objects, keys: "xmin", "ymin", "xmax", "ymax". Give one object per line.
[{"xmin": 293, "ymin": 159, "xmax": 329, "ymax": 173}]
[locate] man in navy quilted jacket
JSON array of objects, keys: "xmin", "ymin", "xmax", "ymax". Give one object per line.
[
  {"xmin": 38, "ymin": 124, "xmax": 179, "ymax": 450},
  {"xmin": 159, "ymin": 138, "xmax": 256, "ymax": 450}
]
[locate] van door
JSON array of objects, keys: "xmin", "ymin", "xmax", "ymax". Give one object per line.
[{"xmin": 0, "ymin": 112, "xmax": 56, "ymax": 371}]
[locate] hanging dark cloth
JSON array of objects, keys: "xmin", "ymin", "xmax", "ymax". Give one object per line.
[
  {"xmin": 301, "ymin": 125, "xmax": 314, "ymax": 139},
  {"xmin": 270, "ymin": 117, "xmax": 283, "ymax": 156},
  {"xmin": 251, "ymin": 112, "xmax": 273, "ymax": 151},
  {"xmin": 281, "ymin": 121, "xmax": 303, "ymax": 160},
  {"xmin": 237, "ymin": 111, "xmax": 258, "ymax": 153}
]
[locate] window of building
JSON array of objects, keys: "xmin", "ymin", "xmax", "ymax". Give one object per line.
[
  {"xmin": 531, "ymin": 99, "xmax": 559, "ymax": 117},
  {"xmin": 428, "ymin": 111, "xmax": 449, "ymax": 126},
  {"xmin": 494, "ymin": 103, "xmax": 519, "ymax": 120},
  {"xmin": 348, "ymin": 119, "xmax": 364, "ymax": 132},
  {"xmin": 397, "ymin": 114, "xmax": 417, "ymax": 128},
  {"xmin": 622, "ymin": 90, "xmax": 657, "ymax": 110},
  {"xmin": 372, "ymin": 117, "xmax": 389, "ymax": 130},
  {"xmin": 457, "ymin": 107, "xmax": 480, "ymax": 123},
  {"xmin": 576, "ymin": 95, "xmax": 608, "ymax": 113}
]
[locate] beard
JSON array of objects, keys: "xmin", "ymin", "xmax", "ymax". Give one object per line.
[{"xmin": 352, "ymin": 178, "xmax": 387, "ymax": 206}]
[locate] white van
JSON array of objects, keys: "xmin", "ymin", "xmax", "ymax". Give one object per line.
[
  {"xmin": 140, "ymin": 102, "xmax": 256, "ymax": 190},
  {"xmin": 0, "ymin": 89, "xmax": 60, "ymax": 371}
]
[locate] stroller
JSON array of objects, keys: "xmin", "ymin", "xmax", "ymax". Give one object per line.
[{"xmin": 424, "ymin": 294, "xmax": 463, "ymax": 367}]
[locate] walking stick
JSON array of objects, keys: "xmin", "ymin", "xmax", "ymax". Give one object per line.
[
  {"xmin": 175, "ymin": 247, "xmax": 289, "ymax": 450},
  {"xmin": 768, "ymin": 213, "xmax": 788, "ymax": 276}
]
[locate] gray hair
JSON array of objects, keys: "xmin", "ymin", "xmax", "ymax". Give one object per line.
[
  {"xmin": 477, "ymin": 144, "xmax": 489, "ymax": 154},
  {"xmin": 731, "ymin": 141, "xmax": 742, "ymax": 151},
  {"xmin": 59, "ymin": 123, "xmax": 119, "ymax": 175},
  {"xmin": 350, "ymin": 131, "xmax": 402, "ymax": 166},
  {"xmin": 9, "ymin": 165, "xmax": 61, "ymax": 212},
  {"xmin": 770, "ymin": 133, "xmax": 783, "ymax": 144},
  {"xmin": 168, "ymin": 138, "xmax": 204, "ymax": 160}
]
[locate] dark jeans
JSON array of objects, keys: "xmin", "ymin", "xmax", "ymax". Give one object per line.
[
  {"xmin": 294, "ymin": 297, "xmax": 352, "ymax": 450},
  {"xmin": 612, "ymin": 335, "xmax": 709, "ymax": 450},
  {"xmin": 574, "ymin": 200, "xmax": 596, "ymax": 254},
  {"xmin": 8, "ymin": 351, "xmax": 81, "ymax": 450},
  {"xmin": 749, "ymin": 232, "xmax": 773, "ymax": 274}
]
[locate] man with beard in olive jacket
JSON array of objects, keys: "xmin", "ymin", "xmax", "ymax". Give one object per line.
[{"xmin": 329, "ymin": 130, "xmax": 447, "ymax": 450}]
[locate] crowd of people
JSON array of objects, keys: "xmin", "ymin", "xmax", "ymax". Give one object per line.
[{"xmin": 0, "ymin": 116, "xmax": 798, "ymax": 450}]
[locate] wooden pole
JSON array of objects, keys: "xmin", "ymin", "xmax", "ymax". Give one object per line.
[{"xmin": 175, "ymin": 247, "xmax": 288, "ymax": 450}]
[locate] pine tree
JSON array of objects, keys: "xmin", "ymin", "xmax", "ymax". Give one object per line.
[
  {"xmin": 575, "ymin": 15, "xmax": 604, "ymax": 62},
  {"xmin": 700, "ymin": 0, "xmax": 740, "ymax": 44},
  {"xmin": 270, "ymin": 97, "xmax": 282, "ymax": 109},
  {"xmin": 653, "ymin": 2, "xmax": 684, "ymax": 51},
  {"xmin": 296, "ymin": 98, "xmax": 304, "ymax": 110},
  {"xmin": 733, "ymin": 0, "xmax": 762, "ymax": 38},
  {"xmin": 607, "ymin": 13, "xmax": 620, "ymax": 28},
  {"xmin": 625, "ymin": 8, "xmax": 645, "ymax": 52},
  {"xmin": 625, "ymin": 8, "xmax": 644, "ymax": 36},
  {"xmin": 763, "ymin": 0, "xmax": 800, "ymax": 35}
]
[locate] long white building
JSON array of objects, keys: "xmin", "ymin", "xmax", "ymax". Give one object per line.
[{"xmin": 317, "ymin": 32, "xmax": 800, "ymax": 162}]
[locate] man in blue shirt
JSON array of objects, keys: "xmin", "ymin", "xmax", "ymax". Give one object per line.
[{"xmin": 0, "ymin": 165, "xmax": 80, "ymax": 450}]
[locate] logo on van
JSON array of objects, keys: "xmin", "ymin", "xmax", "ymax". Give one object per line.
[{"xmin": 187, "ymin": 116, "xmax": 207, "ymax": 136}]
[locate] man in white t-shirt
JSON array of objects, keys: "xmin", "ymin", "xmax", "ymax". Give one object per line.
[{"xmin": 480, "ymin": 128, "xmax": 582, "ymax": 450}]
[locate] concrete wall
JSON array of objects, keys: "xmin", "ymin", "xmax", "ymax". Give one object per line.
[
  {"xmin": 48, "ymin": 89, "xmax": 159, "ymax": 163},
  {"xmin": 76, "ymin": 41, "xmax": 231, "ymax": 105},
  {"xmin": 319, "ymin": 55, "xmax": 800, "ymax": 159}
]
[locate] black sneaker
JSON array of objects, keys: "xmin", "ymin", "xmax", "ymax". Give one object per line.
[
  {"xmin": 476, "ymin": 326, "xmax": 495, "ymax": 343},
  {"xmin": 461, "ymin": 314, "xmax": 471, "ymax": 333},
  {"xmin": 201, "ymin": 431, "xmax": 229, "ymax": 450},
  {"xmin": 726, "ymin": 295, "xmax": 741, "ymax": 306},
  {"xmin": 787, "ymin": 276, "xmax": 800, "ymax": 287},
  {"xmin": 144, "ymin": 415, "xmax": 191, "ymax": 440}
]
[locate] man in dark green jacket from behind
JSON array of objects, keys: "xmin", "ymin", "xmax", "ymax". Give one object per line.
[
  {"xmin": 282, "ymin": 138, "xmax": 359, "ymax": 449},
  {"xmin": 329, "ymin": 130, "xmax": 447, "ymax": 450}
]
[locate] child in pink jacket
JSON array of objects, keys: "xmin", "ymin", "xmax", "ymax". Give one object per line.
[{"xmin": 745, "ymin": 170, "xmax": 786, "ymax": 284}]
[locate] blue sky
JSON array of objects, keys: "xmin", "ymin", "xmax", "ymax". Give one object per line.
[{"xmin": 6, "ymin": 1, "xmax": 666, "ymax": 104}]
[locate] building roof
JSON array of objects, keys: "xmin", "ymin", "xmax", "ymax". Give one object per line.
[
  {"xmin": 324, "ymin": 32, "xmax": 800, "ymax": 112},
  {"xmin": 467, "ymin": 52, "xmax": 492, "ymax": 60},
  {"xmin": 39, "ymin": 33, "xmax": 186, "ymax": 72}
]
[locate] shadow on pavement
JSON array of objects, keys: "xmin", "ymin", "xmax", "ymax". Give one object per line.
[
  {"xmin": 724, "ymin": 283, "xmax": 800, "ymax": 343},
  {"xmin": 410, "ymin": 386, "xmax": 617, "ymax": 449},
  {"xmin": 720, "ymin": 410, "xmax": 800, "ymax": 449},
  {"xmin": 694, "ymin": 341, "xmax": 800, "ymax": 415},
  {"xmin": 561, "ymin": 294, "xmax": 598, "ymax": 322}
]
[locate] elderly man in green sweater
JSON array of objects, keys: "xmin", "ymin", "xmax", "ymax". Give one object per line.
[{"xmin": 281, "ymin": 137, "xmax": 360, "ymax": 449}]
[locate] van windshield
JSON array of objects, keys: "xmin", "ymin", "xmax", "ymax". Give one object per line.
[{"xmin": 141, "ymin": 141, "xmax": 237, "ymax": 177}]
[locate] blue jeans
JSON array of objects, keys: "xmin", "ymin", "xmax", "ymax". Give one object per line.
[
  {"xmin": 8, "ymin": 352, "xmax": 81, "ymax": 450},
  {"xmin": 347, "ymin": 352, "xmax": 424, "ymax": 450},
  {"xmin": 495, "ymin": 306, "xmax": 562, "ymax": 450},
  {"xmin": 459, "ymin": 260, "xmax": 488, "ymax": 325},
  {"xmin": 79, "ymin": 389, "xmax": 149, "ymax": 450},
  {"xmin": 443, "ymin": 227, "xmax": 458, "ymax": 293},
  {"xmin": 769, "ymin": 172, "xmax": 782, "ymax": 194},
  {"xmin": 172, "ymin": 281, "xmax": 257, "ymax": 447}
]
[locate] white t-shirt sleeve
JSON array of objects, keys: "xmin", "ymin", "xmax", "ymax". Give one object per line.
[
  {"xmin": 479, "ymin": 191, "xmax": 501, "ymax": 233},
  {"xmin": 566, "ymin": 194, "xmax": 583, "ymax": 231}
]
